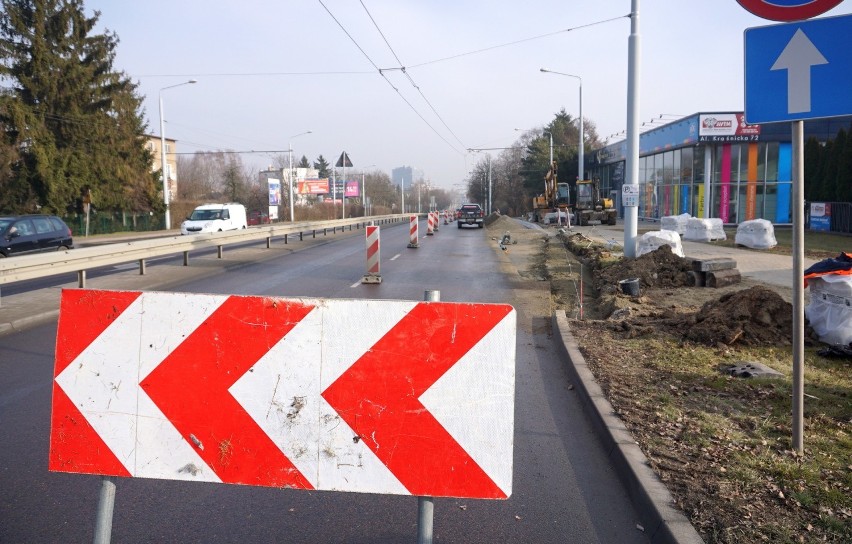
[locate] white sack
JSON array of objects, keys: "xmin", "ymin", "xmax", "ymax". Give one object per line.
[
  {"xmin": 735, "ymin": 218, "xmax": 777, "ymax": 249},
  {"xmin": 683, "ymin": 218, "xmax": 727, "ymax": 242},
  {"xmin": 806, "ymin": 275, "xmax": 852, "ymax": 346},
  {"xmin": 660, "ymin": 213, "xmax": 691, "ymax": 235},
  {"xmin": 636, "ymin": 230, "xmax": 685, "ymax": 258}
]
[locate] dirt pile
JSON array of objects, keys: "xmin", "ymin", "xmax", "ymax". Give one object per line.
[
  {"xmin": 682, "ymin": 285, "xmax": 793, "ymax": 346},
  {"xmin": 597, "ymin": 244, "xmax": 693, "ymax": 293}
]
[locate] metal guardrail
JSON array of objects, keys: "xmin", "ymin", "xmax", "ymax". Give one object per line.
[{"xmin": 0, "ymin": 214, "xmax": 408, "ymax": 288}]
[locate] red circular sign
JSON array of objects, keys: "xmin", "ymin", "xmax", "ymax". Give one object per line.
[{"xmin": 737, "ymin": 0, "xmax": 844, "ymax": 21}]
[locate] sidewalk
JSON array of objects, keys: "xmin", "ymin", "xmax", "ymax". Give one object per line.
[{"xmin": 566, "ymin": 223, "xmax": 815, "ymax": 291}]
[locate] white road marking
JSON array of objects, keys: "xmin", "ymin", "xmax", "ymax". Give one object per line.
[
  {"xmin": 390, "ymin": 254, "xmax": 401, "ymax": 261},
  {"xmin": 350, "ymin": 281, "xmax": 361, "ymax": 288}
]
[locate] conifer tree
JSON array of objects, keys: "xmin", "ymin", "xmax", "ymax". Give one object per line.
[
  {"xmin": 0, "ymin": 0, "xmax": 155, "ymax": 213},
  {"xmin": 313, "ymin": 155, "xmax": 330, "ymax": 178}
]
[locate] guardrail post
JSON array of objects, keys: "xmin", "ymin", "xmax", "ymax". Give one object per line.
[
  {"xmin": 300, "ymin": 232, "xmax": 303, "ymax": 241},
  {"xmin": 217, "ymin": 246, "xmax": 223, "ymax": 259},
  {"xmin": 183, "ymin": 251, "xmax": 189, "ymax": 266},
  {"xmin": 77, "ymin": 270, "xmax": 86, "ymax": 288},
  {"xmin": 284, "ymin": 234, "xmax": 288, "ymax": 246},
  {"xmin": 138, "ymin": 259, "xmax": 146, "ymax": 275},
  {"xmin": 267, "ymin": 237, "xmax": 272, "ymax": 249}
]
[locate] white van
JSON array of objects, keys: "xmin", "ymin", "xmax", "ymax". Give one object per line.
[{"xmin": 180, "ymin": 203, "xmax": 248, "ymax": 235}]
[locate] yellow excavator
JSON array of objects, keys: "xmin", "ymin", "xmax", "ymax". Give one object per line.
[
  {"xmin": 531, "ymin": 160, "xmax": 570, "ymax": 223},
  {"xmin": 574, "ymin": 178, "xmax": 617, "ymax": 226}
]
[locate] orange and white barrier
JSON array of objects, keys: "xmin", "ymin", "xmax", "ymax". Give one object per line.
[
  {"xmin": 433, "ymin": 211, "xmax": 440, "ymax": 232},
  {"xmin": 426, "ymin": 213, "xmax": 435, "ymax": 236},
  {"xmin": 407, "ymin": 215, "xmax": 419, "ymax": 248},
  {"xmin": 362, "ymin": 225, "xmax": 382, "ymax": 283}
]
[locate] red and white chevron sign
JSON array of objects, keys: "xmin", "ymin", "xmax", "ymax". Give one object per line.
[{"xmin": 50, "ymin": 289, "xmax": 516, "ymax": 499}]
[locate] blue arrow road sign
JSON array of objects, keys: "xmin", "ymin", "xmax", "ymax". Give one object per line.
[{"xmin": 744, "ymin": 13, "xmax": 852, "ymax": 124}]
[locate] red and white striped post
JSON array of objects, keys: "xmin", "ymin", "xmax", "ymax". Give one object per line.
[
  {"xmin": 433, "ymin": 211, "xmax": 440, "ymax": 232},
  {"xmin": 407, "ymin": 215, "xmax": 419, "ymax": 248},
  {"xmin": 362, "ymin": 225, "xmax": 382, "ymax": 284},
  {"xmin": 443, "ymin": 211, "xmax": 448, "ymax": 225},
  {"xmin": 426, "ymin": 213, "xmax": 435, "ymax": 236}
]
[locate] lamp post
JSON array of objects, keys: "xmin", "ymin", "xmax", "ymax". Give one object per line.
[
  {"xmin": 360, "ymin": 164, "xmax": 375, "ymax": 216},
  {"xmin": 540, "ymin": 68, "xmax": 583, "ymax": 182},
  {"xmin": 159, "ymin": 79, "xmax": 197, "ymax": 230},
  {"xmin": 288, "ymin": 131, "xmax": 312, "ymax": 222},
  {"xmin": 542, "ymin": 130, "xmax": 553, "ymax": 168}
]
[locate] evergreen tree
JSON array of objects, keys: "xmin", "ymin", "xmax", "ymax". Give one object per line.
[
  {"xmin": 0, "ymin": 0, "xmax": 155, "ymax": 214},
  {"xmin": 298, "ymin": 155, "xmax": 310, "ymax": 168},
  {"xmin": 816, "ymin": 140, "xmax": 834, "ymax": 201},
  {"xmin": 313, "ymin": 154, "xmax": 330, "ymax": 178},
  {"xmin": 803, "ymin": 137, "xmax": 822, "ymax": 201},
  {"xmin": 823, "ymin": 129, "xmax": 845, "ymax": 201},
  {"xmin": 836, "ymin": 127, "xmax": 852, "ymax": 202}
]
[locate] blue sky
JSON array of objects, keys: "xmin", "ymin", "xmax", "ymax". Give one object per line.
[{"xmin": 87, "ymin": 0, "xmax": 852, "ymax": 189}]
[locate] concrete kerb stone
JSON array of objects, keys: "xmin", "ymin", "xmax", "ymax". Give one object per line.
[{"xmin": 553, "ymin": 310, "xmax": 705, "ymax": 544}]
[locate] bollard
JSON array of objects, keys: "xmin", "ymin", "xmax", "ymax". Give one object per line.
[
  {"xmin": 426, "ymin": 213, "xmax": 434, "ymax": 236},
  {"xmin": 408, "ymin": 215, "xmax": 419, "ymax": 248},
  {"xmin": 362, "ymin": 225, "xmax": 382, "ymax": 284},
  {"xmin": 433, "ymin": 212, "xmax": 440, "ymax": 232}
]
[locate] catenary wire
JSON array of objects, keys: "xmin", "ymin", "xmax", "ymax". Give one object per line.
[{"xmin": 317, "ymin": 0, "xmax": 465, "ymax": 156}]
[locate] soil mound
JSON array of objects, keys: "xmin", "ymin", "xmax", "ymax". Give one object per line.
[
  {"xmin": 599, "ymin": 245, "xmax": 693, "ymax": 291},
  {"xmin": 683, "ymin": 285, "xmax": 793, "ymax": 346}
]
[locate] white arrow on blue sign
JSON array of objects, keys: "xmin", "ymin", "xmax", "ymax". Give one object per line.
[{"xmin": 744, "ymin": 13, "xmax": 852, "ymax": 124}]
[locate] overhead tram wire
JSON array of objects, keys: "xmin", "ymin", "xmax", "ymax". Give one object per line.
[
  {"xmin": 406, "ymin": 14, "xmax": 630, "ymax": 69},
  {"xmin": 317, "ymin": 0, "xmax": 465, "ymax": 156},
  {"xmin": 359, "ymin": 0, "xmax": 467, "ymax": 150}
]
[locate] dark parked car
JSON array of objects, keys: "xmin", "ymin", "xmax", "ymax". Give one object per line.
[{"xmin": 0, "ymin": 215, "xmax": 74, "ymax": 257}]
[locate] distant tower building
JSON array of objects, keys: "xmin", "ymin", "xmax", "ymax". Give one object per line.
[{"xmin": 391, "ymin": 166, "xmax": 413, "ymax": 188}]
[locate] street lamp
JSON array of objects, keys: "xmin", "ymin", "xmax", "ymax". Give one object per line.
[
  {"xmin": 359, "ymin": 164, "xmax": 375, "ymax": 216},
  {"xmin": 159, "ymin": 79, "xmax": 197, "ymax": 230},
  {"xmin": 540, "ymin": 68, "xmax": 584, "ymax": 182},
  {"xmin": 288, "ymin": 130, "xmax": 312, "ymax": 222},
  {"xmin": 543, "ymin": 130, "xmax": 554, "ymax": 167}
]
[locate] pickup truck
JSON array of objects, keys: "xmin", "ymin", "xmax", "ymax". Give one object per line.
[{"xmin": 457, "ymin": 203, "xmax": 484, "ymax": 229}]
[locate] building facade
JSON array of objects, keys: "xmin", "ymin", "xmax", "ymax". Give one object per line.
[
  {"xmin": 146, "ymin": 134, "xmax": 178, "ymax": 204},
  {"xmin": 587, "ymin": 112, "xmax": 852, "ymax": 225}
]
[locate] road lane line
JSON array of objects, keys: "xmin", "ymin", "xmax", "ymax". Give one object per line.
[{"xmin": 390, "ymin": 254, "xmax": 401, "ymax": 261}]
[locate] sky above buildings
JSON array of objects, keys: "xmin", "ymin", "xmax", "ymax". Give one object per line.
[{"xmin": 88, "ymin": 0, "xmax": 852, "ymax": 189}]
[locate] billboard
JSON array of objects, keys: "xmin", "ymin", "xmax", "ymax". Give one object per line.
[
  {"xmin": 345, "ymin": 181, "xmax": 360, "ymax": 198},
  {"xmin": 298, "ymin": 179, "xmax": 330, "ymax": 195},
  {"xmin": 268, "ymin": 179, "xmax": 281, "ymax": 206}
]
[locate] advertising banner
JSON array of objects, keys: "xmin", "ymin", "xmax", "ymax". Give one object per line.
[
  {"xmin": 810, "ymin": 202, "xmax": 831, "ymax": 231},
  {"xmin": 268, "ymin": 179, "xmax": 281, "ymax": 206},
  {"xmin": 298, "ymin": 179, "xmax": 329, "ymax": 195},
  {"xmin": 345, "ymin": 181, "xmax": 360, "ymax": 198}
]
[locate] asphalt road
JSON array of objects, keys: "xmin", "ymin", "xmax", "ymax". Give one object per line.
[{"xmin": 0, "ymin": 220, "xmax": 649, "ymax": 543}]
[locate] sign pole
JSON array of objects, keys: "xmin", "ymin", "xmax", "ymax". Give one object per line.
[
  {"xmin": 93, "ymin": 476, "xmax": 117, "ymax": 544},
  {"xmin": 792, "ymin": 120, "xmax": 805, "ymax": 453},
  {"xmin": 417, "ymin": 289, "xmax": 440, "ymax": 544}
]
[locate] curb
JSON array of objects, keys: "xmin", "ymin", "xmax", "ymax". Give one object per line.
[{"xmin": 552, "ymin": 310, "xmax": 705, "ymax": 544}]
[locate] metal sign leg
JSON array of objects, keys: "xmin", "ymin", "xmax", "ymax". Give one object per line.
[{"xmin": 93, "ymin": 476, "xmax": 116, "ymax": 544}]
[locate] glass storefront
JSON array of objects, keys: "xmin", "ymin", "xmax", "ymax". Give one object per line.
[{"xmin": 587, "ymin": 113, "xmax": 804, "ymax": 225}]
